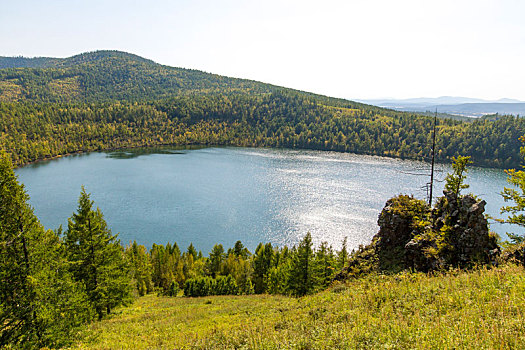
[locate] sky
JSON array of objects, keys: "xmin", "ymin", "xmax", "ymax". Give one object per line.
[{"xmin": 1, "ymin": 0, "xmax": 524, "ymax": 101}]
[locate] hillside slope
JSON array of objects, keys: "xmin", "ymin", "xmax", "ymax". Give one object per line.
[
  {"xmin": 1, "ymin": 51, "xmax": 525, "ymax": 169},
  {"xmin": 0, "ymin": 50, "xmax": 278, "ymax": 102},
  {"xmin": 71, "ymin": 264, "xmax": 525, "ymax": 349},
  {"xmin": 0, "ymin": 56, "xmax": 58, "ymax": 69}
]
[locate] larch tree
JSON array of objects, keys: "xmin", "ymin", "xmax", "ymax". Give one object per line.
[
  {"xmin": 337, "ymin": 236, "xmax": 349, "ymax": 269},
  {"xmin": 65, "ymin": 186, "xmax": 132, "ymax": 320},
  {"xmin": 125, "ymin": 241, "xmax": 153, "ymax": 296},
  {"xmin": 314, "ymin": 241, "xmax": 335, "ymax": 288},
  {"xmin": 288, "ymin": 232, "xmax": 315, "ymax": 296},
  {"xmin": 0, "ymin": 153, "xmax": 93, "ymax": 348},
  {"xmin": 444, "ymin": 155, "xmax": 473, "ymax": 199},
  {"xmin": 252, "ymin": 242, "xmax": 274, "ymax": 293}
]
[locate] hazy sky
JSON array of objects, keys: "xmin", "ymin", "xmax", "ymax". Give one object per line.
[{"xmin": 1, "ymin": 0, "xmax": 524, "ymax": 100}]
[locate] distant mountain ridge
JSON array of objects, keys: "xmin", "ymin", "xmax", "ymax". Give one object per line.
[
  {"xmin": 359, "ymin": 96, "xmax": 525, "ymax": 117},
  {"xmin": 423, "ymin": 103, "xmax": 525, "ymax": 117},
  {"xmin": 361, "ymin": 96, "xmax": 524, "ymax": 105}
]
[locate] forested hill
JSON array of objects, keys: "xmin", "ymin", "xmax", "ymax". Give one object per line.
[
  {"xmin": 0, "ymin": 50, "xmax": 380, "ymax": 111},
  {"xmin": 0, "ymin": 56, "xmax": 57, "ymax": 69},
  {"xmin": 0, "ymin": 51, "xmax": 154, "ymax": 69},
  {"xmin": 0, "ymin": 50, "xmax": 280, "ymax": 102},
  {"xmin": 1, "ymin": 50, "xmax": 525, "ymax": 169}
]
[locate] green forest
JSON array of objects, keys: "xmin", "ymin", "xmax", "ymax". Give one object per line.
[
  {"xmin": 1, "ymin": 93, "xmax": 524, "ymax": 169},
  {"xmin": 0, "ymin": 50, "xmax": 524, "ymax": 169}
]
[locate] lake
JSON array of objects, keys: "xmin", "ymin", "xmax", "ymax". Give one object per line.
[{"xmin": 15, "ymin": 147, "xmax": 520, "ymax": 253}]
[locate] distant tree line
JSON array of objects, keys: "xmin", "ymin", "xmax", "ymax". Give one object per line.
[
  {"xmin": 2, "ymin": 50, "xmax": 523, "ymax": 169},
  {"xmin": 1, "ymin": 91, "xmax": 524, "ymax": 169}
]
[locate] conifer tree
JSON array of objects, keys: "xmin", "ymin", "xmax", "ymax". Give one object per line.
[
  {"xmin": 288, "ymin": 232, "xmax": 315, "ymax": 296},
  {"xmin": 337, "ymin": 236, "xmax": 349, "ymax": 269},
  {"xmin": 315, "ymin": 241, "xmax": 336, "ymax": 288},
  {"xmin": 233, "ymin": 240, "xmax": 250, "ymax": 259},
  {"xmin": 187, "ymin": 243, "xmax": 198, "ymax": 261},
  {"xmin": 65, "ymin": 187, "xmax": 132, "ymax": 319},
  {"xmin": 208, "ymin": 243, "xmax": 225, "ymax": 278},
  {"xmin": 0, "ymin": 154, "xmax": 92, "ymax": 348},
  {"xmin": 150, "ymin": 244, "xmax": 175, "ymax": 293},
  {"xmin": 125, "ymin": 241, "xmax": 153, "ymax": 296},
  {"xmin": 444, "ymin": 156, "xmax": 473, "ymax": 199},
  {"xmin": 253, "ymin": 242, "xmax": 274, "ymax": 293},
  {"xmin": 182, "ymin": 245, "xmax": 206, "ymax": 281}
]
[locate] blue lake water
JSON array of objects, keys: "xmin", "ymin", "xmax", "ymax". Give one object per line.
[{"xmin": 15, "ymin": 147, "xmax": 520, "ymax": 253}]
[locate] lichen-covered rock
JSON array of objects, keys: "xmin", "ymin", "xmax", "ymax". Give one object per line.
[
  {"xmin": 404, "ymin": 230, "xmax": 443, "ymax": 271},
  {"xmin": 430, "ymin": 190, "xmax": 499, "ymax": 267},
  {"xmin": 341, "ymin": 191, "xmax": 500, "ymax": 278},
  {"xmin": 374, "ymin": 195, "xmax": 429, "ymax": 272},
  {"xmin": 404, "ymin": 190, "xmax": 499, "ymax": 271},
  {"xmin": 376, "ymin": 196, "xmax": 428, "ymax": 250}
]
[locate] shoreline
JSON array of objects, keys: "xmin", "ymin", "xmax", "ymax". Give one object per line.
[{"xmin": 14, "ymin": 143, "xmax": 510, "ymax": 171}]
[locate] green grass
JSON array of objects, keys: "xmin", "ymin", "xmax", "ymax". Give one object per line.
[{"xmin": 70, "ymin": 264, "xmax": 525, "ymax": 349}]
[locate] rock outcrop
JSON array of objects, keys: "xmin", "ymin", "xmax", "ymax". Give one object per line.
[
  {"xmin": 342, "ymin": 191, "xmax": 499, "ymax": 277},
  {"xmin": 405, "ymin": 190, "xmax": 499, "ymax": 271},
  {"xmin": 374, "ymin": 195, "xmax": 429, "ymax": 272}
]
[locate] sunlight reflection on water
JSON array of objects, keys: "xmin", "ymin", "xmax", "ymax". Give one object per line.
[{"xmin": 15, "ymin": 147, "xmax": 520, "ymax": 252}]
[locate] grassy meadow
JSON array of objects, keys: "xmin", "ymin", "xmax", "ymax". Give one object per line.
[{"xmin": 70, "ymin": 264, "xmax": 525, "ymax": 349}]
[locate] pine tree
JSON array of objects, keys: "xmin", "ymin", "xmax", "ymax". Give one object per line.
[
  {"xmin": 65, "ymin": 187, "xmax": 132, "ymax": 319},
  {"xmin": 337, "ymin": 236, "xmax": 349, "ymax": 269},
  {"xmin": 208, "ymin": 244, "xmax": 225, "ymax": 278},
  {"xmin": 288, "ymin": 232, "xmax": 315, "ymax": 296},
  {"xmin": 0, "ymin": 154, "xmax": 93, "ymax": 348},
  {"xmin": 253, "ymin": 243, "xmax": 274, "ymax": 293},
  {"xmin": 125, "ymin": 241, "xmax": 153, "ymax": 296}
]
